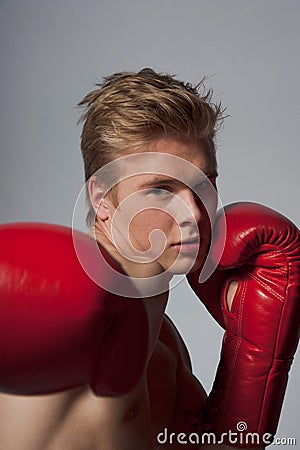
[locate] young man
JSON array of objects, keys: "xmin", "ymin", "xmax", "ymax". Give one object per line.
[{"xmin": 0, "ymin": 69, "xmax": 299, "ymax": 450}]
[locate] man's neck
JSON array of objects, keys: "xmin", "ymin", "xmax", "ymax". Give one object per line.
[
  {"xmin": 89, "ymin": 224, "xmax": 171, "ymax": 358},
  {"xmin": 89, "ymin": 225, "xmax": 173, "ymax": 298}
]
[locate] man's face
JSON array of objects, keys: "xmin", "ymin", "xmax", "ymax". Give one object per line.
[{"xmin": 97, "ymin": 137, "xmax": 218, "ymax": 275}]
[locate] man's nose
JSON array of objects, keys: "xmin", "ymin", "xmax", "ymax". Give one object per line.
[{"xmin": 176, "ymin": 189, "xmax": 203, "ymax": 226}]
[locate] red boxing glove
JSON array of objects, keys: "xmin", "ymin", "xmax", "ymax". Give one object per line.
[
  {"xmin": 187, "ymin": 202, "xmax": 300, "ymax": 448},
  {"xmin": 0, "ymin": 223, "xmax": 148, "ymax": 396}
]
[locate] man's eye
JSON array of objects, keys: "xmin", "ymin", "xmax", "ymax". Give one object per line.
[
  {"xmin": 147, "ymin": 188, "xmax": 171, "ymax": 196},
  {"xmin": 194, "ymin": 179, "xmax": 210, "ymax": 191}
]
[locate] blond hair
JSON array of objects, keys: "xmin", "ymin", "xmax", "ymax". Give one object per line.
[{"xmin": 77, "ymin": 68, "xmax": 224, "ymax": 226}]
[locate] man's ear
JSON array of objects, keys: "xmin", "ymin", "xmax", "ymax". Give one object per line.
[{"xmin": 88, "ymin": 176, "xmax": 111, "ymax": 221}]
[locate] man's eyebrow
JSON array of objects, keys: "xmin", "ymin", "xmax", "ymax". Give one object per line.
[
  {"xmin": 138, "ymin": 177, "xmax": 177, "ymax": 189},
  {"xmin": 138, "ymin": 171, "xmax": 218, "ymax": 188}
]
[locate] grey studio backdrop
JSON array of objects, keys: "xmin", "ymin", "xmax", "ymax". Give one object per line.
[{"xmin": 0, "ymin": 0, "xmax": 299, "ymax": 447}]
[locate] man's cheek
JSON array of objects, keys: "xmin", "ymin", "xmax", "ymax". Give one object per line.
[
  {"xmin": 133, "ymin": 219, "xmax": 171, "ymax": 252},
  {"xmin": 128, "ymin": 217, "xmax": 153, "ymax": 251}
]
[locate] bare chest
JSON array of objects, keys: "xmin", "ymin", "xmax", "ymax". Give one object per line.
[{"xmin": 0, "ymin": 331, "xmax": 206, "ymax": 450}]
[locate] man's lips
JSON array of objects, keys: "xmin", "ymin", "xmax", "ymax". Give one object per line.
[
  {"xmin": 172, "ymin": 237, "xmax": 201, "ymax": 245},
  {"xmin": 171, "ymin": 238, "xmax": 201, "ymax": 254}
]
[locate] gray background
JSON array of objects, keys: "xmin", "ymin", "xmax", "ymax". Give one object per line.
[{"xmin": 0, "ymin": 0, "xmax": 299, "ymax": 446}]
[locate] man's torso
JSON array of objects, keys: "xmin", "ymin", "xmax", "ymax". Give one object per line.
[{"xmin": 0, "ymin": 315, "xmax": 206, "ymax": 450}]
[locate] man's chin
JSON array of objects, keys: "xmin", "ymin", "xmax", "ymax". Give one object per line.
[{"xmin": 164, "ymin": 253, "xmax": 206, "ymax": 275}]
